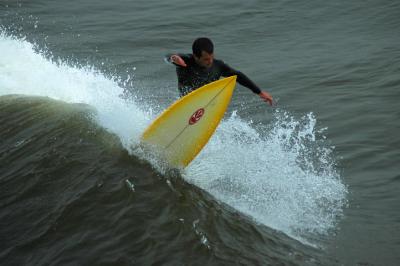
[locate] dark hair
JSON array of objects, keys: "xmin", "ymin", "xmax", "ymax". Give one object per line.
[{"xmin": 192, "ymin": 37, "xmax": 214, "ymax": 57}]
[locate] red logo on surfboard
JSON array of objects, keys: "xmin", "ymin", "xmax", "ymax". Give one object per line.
[{"xmin": 189, "ymin": 108, "xmax": 205, "ymax": 125}]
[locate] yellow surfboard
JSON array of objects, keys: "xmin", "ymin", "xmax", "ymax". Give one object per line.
[{"xmin": 141, "ymin": 76, "xmax": 237, "ymax": 168}]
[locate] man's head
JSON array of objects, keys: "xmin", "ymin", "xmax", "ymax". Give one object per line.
[{"xmin": 192, "ymin": 37, "xmax": 214, "ymax": 68}]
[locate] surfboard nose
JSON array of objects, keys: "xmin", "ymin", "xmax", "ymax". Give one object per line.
[{"xmin": 227, "ymin": 75, "xmax": 237, "ymax": 82}]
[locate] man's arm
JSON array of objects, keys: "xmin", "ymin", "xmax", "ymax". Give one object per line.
[
  {"xmin": 164, "ymin": 54, "xmax": 188, "ymax": 67},
  {"xmin": 220, "ymin": 61, "xmax": 273, "ymax": 105}
]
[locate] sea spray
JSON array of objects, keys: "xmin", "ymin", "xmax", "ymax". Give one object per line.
[
  {"xmin": 185, "ymin": 111, "xmax": 348, "ymax": 243},
  {"xmin": 0, "ymin": 32, "xmax": 150, "ymax": 147}
]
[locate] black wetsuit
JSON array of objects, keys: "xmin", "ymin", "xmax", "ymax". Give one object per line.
[{"xmin": 166, "ymin": 53, "xmax": 262, "ymax": 97}]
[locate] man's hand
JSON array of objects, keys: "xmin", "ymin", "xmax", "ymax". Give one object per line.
[
  {"xmin": 170, "ymin": 55, "xmax": 187, "ymax": 67},
  {"xmin": 259, "ymin": 91, "xmax": 273, "ymax": 106}
]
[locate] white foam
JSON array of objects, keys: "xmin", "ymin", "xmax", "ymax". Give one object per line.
[
  {"xmin": 0, "ymin": 32, "xmax": 348, "ymax": 244},
  {"xmin": 0, "ymin": 33, "xmax": 150, "ymax": 147},
  {"xmin": 185, "ymin": 111, "xmax": 348, "ymax": 242}
]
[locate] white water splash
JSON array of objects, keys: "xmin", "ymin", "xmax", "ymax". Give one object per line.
[
  {"xmin": 0, "ymin": 32, "xmax": 150, "ymax": 147},
  {"xmin": 185, "ymin": 111, "xmax": 348, "ymax": 242},
  {"xmin": 0, "ymin": 32, "xmax": 347, "ymax": 244}
]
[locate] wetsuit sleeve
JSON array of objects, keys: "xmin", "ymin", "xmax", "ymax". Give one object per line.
[{"xmin": 220, "ymin": 61, "xmax": 262, "ymax": 94}]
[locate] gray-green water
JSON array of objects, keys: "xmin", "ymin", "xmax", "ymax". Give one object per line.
[{"xmin": 1, "ymin": 0, "xmax": 399, "ymax": 265}]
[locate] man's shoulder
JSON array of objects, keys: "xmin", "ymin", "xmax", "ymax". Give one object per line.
[
  {"xmin": 214, "ymin": 58, "xmax": 227, "ymax": 66},
  {"xmin": 180, "ymin": 53, "xmax": 193, "ymax": 61}
]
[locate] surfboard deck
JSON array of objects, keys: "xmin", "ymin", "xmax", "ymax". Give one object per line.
[{"xmin": 141, "ymin": 75, "xmax": 237, "ymax": 168}]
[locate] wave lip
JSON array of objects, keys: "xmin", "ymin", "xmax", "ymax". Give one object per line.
[{"xmin": 0, "ymin": 32, "xmax": 149, "ymax": 148}]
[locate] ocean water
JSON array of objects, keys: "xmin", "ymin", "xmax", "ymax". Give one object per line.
[{"xmin": 1, "ymin": 0, "xmax": 399, "ymax": 265}]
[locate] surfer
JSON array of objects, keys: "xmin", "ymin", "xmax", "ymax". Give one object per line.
[{"xmin": 165, "ymin": 37, "xmax": 273, "ymax": 105}]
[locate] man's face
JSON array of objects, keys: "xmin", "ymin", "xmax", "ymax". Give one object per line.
[{"xmin": 195, "ymin": 51, "xmax": 214, "ymax": 68}]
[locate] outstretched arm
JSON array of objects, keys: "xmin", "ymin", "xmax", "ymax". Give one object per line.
[
  {"xmin": 221, "ymin": 62, "xmax": 273, "ymax": 106},
  {"xmin": 164, "ymin": 54, "xmax": 187, "ymax": 67},
  {"xmin": 258, "ymin": 91, "xmax": 274, "ymax": 105}
]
